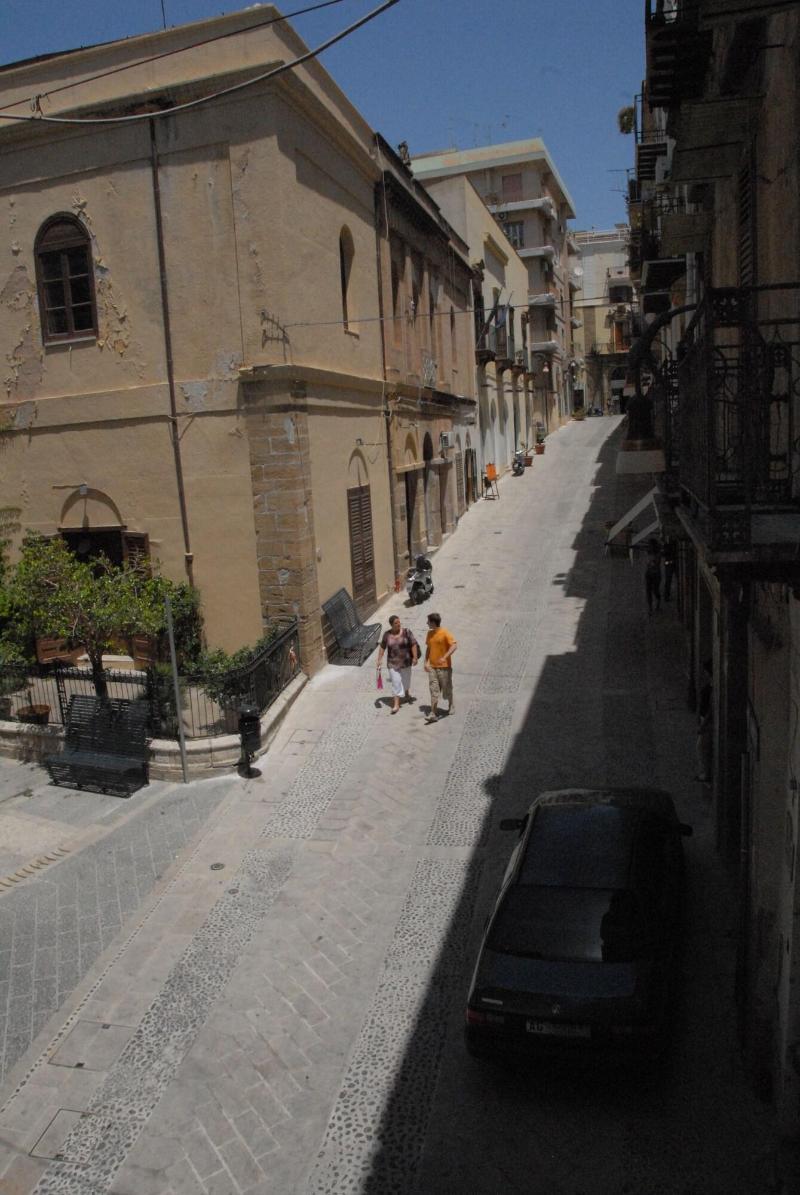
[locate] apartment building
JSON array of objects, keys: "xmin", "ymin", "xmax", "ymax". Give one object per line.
[
  {"xmin": 415, "ymin": 172, "xmax": 531, "ymax": 476},
  {"xmin": 628, "ymin": 0, "xmax": 800, "ymax": 1131},
  {"xmin": 573, "ymin": 226, "xmax": 636, "ymax": 412},
  {"xmin": 411, "ymin": 139, "xmax": 580, "ymax": 432}
]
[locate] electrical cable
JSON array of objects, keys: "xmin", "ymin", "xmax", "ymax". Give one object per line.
[
  {"xmin": 0, "ymin": 0, "xmax": 399, "ymax": 126},
  {"xmin": 0, "ymin": 0, "xmax": 349, "ymax": 115}
]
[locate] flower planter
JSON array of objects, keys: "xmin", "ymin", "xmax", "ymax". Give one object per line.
[
  {"xmin": 18, "ymin": 704, "xmax": 51, "ymax": 726},
  {"xmin": 534, "ymin": 443, "xmax": 545, "ymax": 455},
  {"xmin": 524, "ymin": 455, "xmax": 533, "ymax": 467}
]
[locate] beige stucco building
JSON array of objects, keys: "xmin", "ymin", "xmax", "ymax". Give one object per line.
[
  {"xmin": 573, "ymin": 226, "xmax": 635, "ymax": 412},
  {"xmin": 0, "ymin": 7, "xmax": 475, "ymax": 673},
  {"xmin": 418, "ymin": 173, "xmax": 531, "ymax": 474},
  {"xmin": 411, "ymin": 138, "xmax": 580, "ymax": 432},
  {"xmin": 629, "ymin": 0, "xmax": 800, "ymax": 1134}
]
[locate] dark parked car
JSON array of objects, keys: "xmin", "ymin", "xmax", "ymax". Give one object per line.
[{"xmin": 465, "ymin": 788, "xmax": 692, "ymax": 1058}]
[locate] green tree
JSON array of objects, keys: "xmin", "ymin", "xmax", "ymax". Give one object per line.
[{"xmin": 10, "ymin": 536, "xmax": 164, "ymax": 697}]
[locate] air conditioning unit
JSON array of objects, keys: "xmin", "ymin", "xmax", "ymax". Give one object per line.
[{"xmin": 440, "ymin": 432, "xmax": 452, "ymax": 451}]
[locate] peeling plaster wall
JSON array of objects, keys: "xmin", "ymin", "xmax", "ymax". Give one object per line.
[{"xmin": 0, "ymin": 9, "xmax": 393, "ymax": 654}]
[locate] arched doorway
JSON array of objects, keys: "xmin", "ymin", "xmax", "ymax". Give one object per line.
[{"xmin": 346, "ymin": 451, "xmax": 376, "ymax": 613}]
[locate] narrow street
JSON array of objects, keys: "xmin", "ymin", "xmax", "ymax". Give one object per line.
[{"xmin": 0, "ymin": 416, "xmax": 779, "ymax": 1195}]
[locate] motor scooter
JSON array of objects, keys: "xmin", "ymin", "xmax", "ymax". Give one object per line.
[
  {"xmin": 406, "ymin": 554, "xmax": 433, "ymax": 604},
  {"xmin": 511, "ymin": 450, "xmax": 526, "ymax": 476}
]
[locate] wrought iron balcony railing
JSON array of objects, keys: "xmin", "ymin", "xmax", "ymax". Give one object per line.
[{"xmin": 664, "ymin": 284, "xmax": 800, "ymax": 549}]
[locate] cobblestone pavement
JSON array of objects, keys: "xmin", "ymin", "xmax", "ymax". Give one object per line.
[{"xmin": 0, "ymin": 418, "xmax": 782, "ymax": 1195}]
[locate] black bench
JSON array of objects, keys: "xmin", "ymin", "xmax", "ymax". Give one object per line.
[
  {"xmin": 322, "ymin": 588, "xmax": 381, "ymax": 665},
  {"xmin": 45, "ymin": 694, "xmax": 150, "ymax": 797}
]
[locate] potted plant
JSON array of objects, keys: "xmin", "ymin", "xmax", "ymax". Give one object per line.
[
  {"xmin": 573, "ymin": 407, "xmax": 586, "ymax": 421},
  {"xmin": 534, "ymin": 431, "xmax": 546, "ymax": 455},
  {"xmin": 17, "ymin": 688, "xmax": 50, "ymax": 725}
]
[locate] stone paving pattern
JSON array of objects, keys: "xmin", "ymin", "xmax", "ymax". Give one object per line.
[{"xmin": 0, "ymin": 417, "xmax": 784, "ymax": 1195}]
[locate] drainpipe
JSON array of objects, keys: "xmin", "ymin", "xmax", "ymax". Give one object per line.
[
  {"xmin": 373, "ymin": 151, "xmax": 402, "ymax": 582},
  {"xmin": 149, "ymin": 118, "xmax": 194, "ymax": 586}
]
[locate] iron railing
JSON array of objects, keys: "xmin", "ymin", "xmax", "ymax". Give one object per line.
[
  {"xmin": 0, "ymin": 620, "xmax": 301, "ymax": 742},
  {"xmin": 666, "ymin": 284, "xmax": 800, "ymax": 548}
]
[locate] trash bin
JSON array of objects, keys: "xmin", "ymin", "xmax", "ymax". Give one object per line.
[{"xmin": 238, "ymin": 704, "xmax": 261, "ymax": 756}]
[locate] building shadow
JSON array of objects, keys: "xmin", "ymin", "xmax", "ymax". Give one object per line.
[{"xmin": 357, "ymin": 423, "xmax": 776, "ymax": 1193}]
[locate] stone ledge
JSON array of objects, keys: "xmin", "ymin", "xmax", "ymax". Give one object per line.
[{"xmin": 0, "ymin": 672, "xmax": 308, "ymax": 781}]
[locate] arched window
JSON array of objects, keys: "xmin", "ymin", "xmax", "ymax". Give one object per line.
[
  {"xmin": 339, "ymin": 227, "xmax": 355, "ymax": 331},
  {"xmin": 35, "ymin": 214, "xmax": 97, "ymax": 344}
]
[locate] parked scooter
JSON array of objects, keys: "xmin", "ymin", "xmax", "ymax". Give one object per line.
[
  {"xmin": 406, "ymin": 554, "xmax": 434, "ymax": 605},
  {"xmin": 511, "ymin": 449, "xmax": 526, "ymax": 476}
]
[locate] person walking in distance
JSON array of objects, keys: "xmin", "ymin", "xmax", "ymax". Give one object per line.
[
  {"xmin": 662, "ymin": 535, "xmax": 677, "ymax": 602},
  {"xmin": 376, "ymin": 615, "xmax": 419, "ymax": 714},
  {"xmin": 424, "ymin": 612, "xmax": 457, "ymax": 723},
  {"xmin": 695, "ymin": 659, "xmax": 713, "ymax": 785},
  {"xmin": 645, "ymin": 537, "xmax": 662, "ymax": 615}
]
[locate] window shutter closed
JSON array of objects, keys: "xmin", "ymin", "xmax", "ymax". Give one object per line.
[
  {"xmin": 347, "ymin": 486, "xmax": 376, "ymax": 613},
  {"xmin": 455, "ymin": 452, "xmax": 465, "ymax": 513},
  {"xmin": 738, "ymin": 152, "xmax": 756, "ymax": 287}
]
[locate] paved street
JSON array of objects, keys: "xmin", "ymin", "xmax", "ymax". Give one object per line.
[{"xmin": 0, "ymin": 416, "xmax": 782, "ymax": 1194}]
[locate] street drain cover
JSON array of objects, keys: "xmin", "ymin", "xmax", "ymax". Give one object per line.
[{"xmin": 210, "ymin": 862, "xmax": 225, "ymax": 871}]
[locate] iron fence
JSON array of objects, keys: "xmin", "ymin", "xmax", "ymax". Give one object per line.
[{"xmin": 0, "ymin": 620, "xmax": 301, "ymax": 743}]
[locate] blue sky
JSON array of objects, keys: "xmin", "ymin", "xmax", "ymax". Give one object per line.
[{"xmin": 2, "ymin": 0, "xmax": 644, "ymax": 229}]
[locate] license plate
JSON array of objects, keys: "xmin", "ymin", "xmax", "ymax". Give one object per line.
[{"xmin": 526, "ymin": 1020, "xmax": 591, "ymax": 1038}]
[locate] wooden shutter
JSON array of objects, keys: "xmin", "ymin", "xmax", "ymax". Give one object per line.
[
  {"xmin": 738, "ymin": 151, "xmax": 756, "ymax": 287},
  {"xmin": 347, "ymin": 486, "xmax": 376, "ymax": 612},
  {"xmin": 455, "ymin": 452, "xmax": 465, "ymax": 513},
  {"xmin": 122, "ymin": 531, "xmax": 151, "ymax": 575}
]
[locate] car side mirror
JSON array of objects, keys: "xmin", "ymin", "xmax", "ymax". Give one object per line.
[
  {"xmin": 499, "ymin": 814, "xmax": 528, "ymax": 833},
  {"xmin": 678, "ymin": 823, "xmax": 693, "ymax": 837}
]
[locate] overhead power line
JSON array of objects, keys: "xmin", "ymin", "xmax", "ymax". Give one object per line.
[
  {"xmin": 0, "ymin": 0, "xmax": 399, "ymax": 126},
  {"xmin": 0, "ymin": 0, "xmax": 349, "ymax": 114}
]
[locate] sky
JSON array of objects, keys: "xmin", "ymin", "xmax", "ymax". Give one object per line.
[{"xmin": 1, "ymin": 0, "xmax": 644, "ymax": 229}]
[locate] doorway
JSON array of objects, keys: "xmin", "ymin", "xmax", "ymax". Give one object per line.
[{"xmin": 346, "ymin": 485, "xmax": 376, "ymax": 613}]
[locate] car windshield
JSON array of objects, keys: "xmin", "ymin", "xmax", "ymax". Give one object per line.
[{"xmin": 486, "ymin": 886, "xmax": 651, "ymax": 963}]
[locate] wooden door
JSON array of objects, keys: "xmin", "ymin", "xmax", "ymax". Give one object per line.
[{"xmin": 347, "ymin": 485, "xmax": 376, "ymax": 612}]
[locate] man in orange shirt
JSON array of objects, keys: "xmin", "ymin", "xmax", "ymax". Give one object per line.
[{"xmin": 424, "ymin": 611, "xmax": 457, "ymax": 724}]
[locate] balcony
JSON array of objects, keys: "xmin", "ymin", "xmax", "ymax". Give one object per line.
[
  {"xmin": 475, "ymin": 325, "xmax": 497, "ymax": 364},
  {"xmin": 645, "ymin": 1, "xmax": 713, "ymax": 110},
  {"xmin": 671, "ymin": 284, "xmax": 800, "ymax": 556},
  {"xmin": 495, "ymin": 318, "xmax": 516, "ymax": 369},
  {"xmin": 519, "ymin": 244, "xmax": 557, "ymax": 262},
  {"xmin": 636, "ymin": 132, "xmax": 668, "ymax": 183},
  {"xmin": 528, "ymin": 292, "xmax": 557, "ymax": 308}
]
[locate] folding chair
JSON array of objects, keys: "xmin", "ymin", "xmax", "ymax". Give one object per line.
[{"xmin": 483, "ymin": 462, "xmax": 500, "ymax": 499}]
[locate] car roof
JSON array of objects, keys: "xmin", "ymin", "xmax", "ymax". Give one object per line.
[{"xmin": 516, "ymin": 790, "xmax": 677, "ymax": 890}]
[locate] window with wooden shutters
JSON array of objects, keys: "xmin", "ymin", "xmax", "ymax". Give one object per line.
[
  {"xmin": 35, "ymin": 214, "xmax": 98, "ymax": 344},
  {"xmin": 347, "ymin": 485, "xmax": 376, "ymax": 612},
  {"xmin": 738, "ymin": 152, "xmax": 756, "ymax": 287},
  {"xmin": 455, "ymin": 452, "xmax": 465, "ymax": 513}
]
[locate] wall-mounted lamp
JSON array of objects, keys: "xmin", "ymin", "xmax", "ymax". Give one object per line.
[
  {"xmin": 355, "ymin": 437, "xmax": 364, "ymax": 446},
  {"xmin": 79, "ymin": 484, "xmax": 89, "ymax": 497}
]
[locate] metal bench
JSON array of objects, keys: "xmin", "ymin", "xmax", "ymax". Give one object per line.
[
  {"xmin": 45, "ymin": 694, "xmax": 150, "ymax": 797},
  {"xmin": 322, "ymin": 588, "xmax": 381, "ymax": 665}
]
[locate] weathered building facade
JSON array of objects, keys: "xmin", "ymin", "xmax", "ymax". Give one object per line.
[
  {"xmin": 573, "ymin": 226, "xmax": 636, "ymax": 413},
  {"xmin": 629, "ymin": 0, "xmax": 800, "ymax": 1133},
  {"xmin": 0, "ymin": 7, "xmax": 477, "ymax": 674},
  {"xmin": 411, "ymin": 139, "xmax": 580, "ymax": 434},
  {"xmin": 373, "ymin": 137, "xmax": 478, "ymax": 572},
  {"xmin": 418, "ymin": 172, "xmax": 530, "ymax": 477}
]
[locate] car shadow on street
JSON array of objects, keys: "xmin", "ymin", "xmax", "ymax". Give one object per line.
[{"xmin": 359, "ymin": 423, "xmax": 777, "ymax": 1194}]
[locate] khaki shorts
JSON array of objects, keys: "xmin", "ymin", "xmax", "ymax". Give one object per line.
[{"xmin": 428, "ymin": 667, "xmax": 453, "ymax": 705}]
